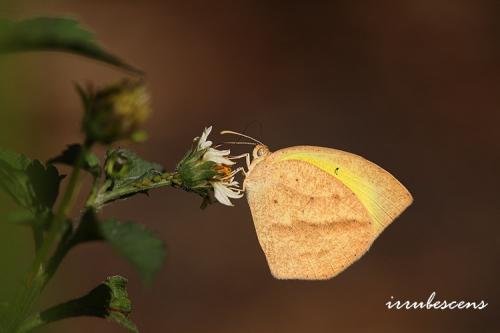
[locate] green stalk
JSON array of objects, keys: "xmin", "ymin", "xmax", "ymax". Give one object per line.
[
  {"xmin": 7, "ymin": 149, "xmax": 179, "ymax": 332},
  {"xmin": 92, "ymin": 172, "xmax": 178, "ymax": 209},
  {"xmin": 7, "ymin": 144, "xmax": 89, "ymax": 332},
  {"xmin": 84, "ymin": 175, "xmax": 102, "ymax": 207},
  {"xmin": 45, "ymin": 173, "xmax": 179, "ymax": 284}
]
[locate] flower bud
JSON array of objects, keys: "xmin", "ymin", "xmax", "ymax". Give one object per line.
[
  {"xmin": 104, "ymin": 149, "xmax": 131, "ymax": 181},
  {"xmin": 81, "ymin": 80, "xmax": 151, "ymax": 144}
]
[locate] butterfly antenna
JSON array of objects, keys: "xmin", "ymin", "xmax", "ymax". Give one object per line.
[
  {"xmin": 222, "ymin": 141, "xmax": 257, "ymax": 145},
  {"xmin": 214, "ymin": 142, "xmax": 257, "ymax": 149},
  {"xmin": 220, "ymin": 130, "xmax": 264, "ymax": 145}
]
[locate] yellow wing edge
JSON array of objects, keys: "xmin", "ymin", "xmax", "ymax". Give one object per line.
[{"xmin": 274, "ymin": 146, "xmax": 413, "ymax": 232}]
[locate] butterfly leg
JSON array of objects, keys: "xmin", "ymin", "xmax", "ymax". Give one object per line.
[
  {"xmin": 228, "ymin": 153, "xmax": 251, "ymax": 170},
  {"xmin": 220, "ymin": 166, "xmax": 247, "ymax": 193},
  {"xmin": 227, "ymin": 153, "xmax": 252, "ymax": 192},
  {"xmin": 224, "ymin": 166, "xmax": 247, "ymax": 178}
]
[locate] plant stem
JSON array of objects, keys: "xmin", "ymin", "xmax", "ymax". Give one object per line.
[
  {"xmin": 92, "ymin": 172, "xmax": 178, "ymax": 208},
  {"xmin": 84, "ymin": 175, "xmax": 101, "ymax": 207},
  {"xmin": 8, "ymin": 144, "xmax": 89, "ymax": 332}
]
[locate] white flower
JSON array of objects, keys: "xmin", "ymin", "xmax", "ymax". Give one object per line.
[
  {"xmin": 210, "ymin": 178, "xmax": 244, "ymax": 206},
  {"xmin": 194, "ymin": 125, "xmax": 243, "ymax": 206}
]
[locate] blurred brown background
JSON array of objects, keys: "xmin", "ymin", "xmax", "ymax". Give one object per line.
[{"xmin": 0, "ymin": 1, "xmax": 499, "ymax": 332}]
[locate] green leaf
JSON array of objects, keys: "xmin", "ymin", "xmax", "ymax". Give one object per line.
[
  {"xmin": 0, "ymin": 149, "xmax": 32, "ymax": 207},
  {"xmin": 105, "ymin": 276, "xmax": 138, "ymax": 332},
  {"xmin": 0, "ymin": 149, "xmax": 63, "ymax": 213},
  {"xmin": 104, "ymin": 149, "xmax": 164, "ymax": 189},
  {"xmin": 48, "ymin": 144, "xmax": 101, "ymax": 177},
  {"xmin": 26, "ymin": 160, "xmax": 63, "ymax": 210},
  {"xmin": 4, "ymin": 209, "xmax": 54, "ymax": 229},
  {"xmin": 100, "ymin": 220, "xmax": 165, "ymax": 284},
  {"xmin": 0, "ymin": 17, "xmax": 142, "ymax": 74},
  {"xmin": 19, "ymin": 276, "xmax": 138, "ymax": 333},
  {"xmin": 73, "ymin": 209, "xmax": 165, "ymax": 284}
]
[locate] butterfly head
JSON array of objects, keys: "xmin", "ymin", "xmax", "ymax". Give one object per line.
[
  {"xmin": 252, "ymin": 144, "xmax": 271, "ymax": 160},
  {"xmin": 220, "ymin": 130, "xmax": 271, "ymax": 177}
]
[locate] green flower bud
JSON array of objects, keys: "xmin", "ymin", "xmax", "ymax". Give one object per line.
[
  {"xmin": 104, "ymin": 149, "xmax": 131, "ymax": 181},
  {"xmin": 81, "ymin": 80, "xmax": 151, "ymax": 144}
]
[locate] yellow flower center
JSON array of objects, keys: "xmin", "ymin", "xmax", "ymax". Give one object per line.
[{"xmin": 216, "ymin": 165, "xmax": 232, "ymax": 178}]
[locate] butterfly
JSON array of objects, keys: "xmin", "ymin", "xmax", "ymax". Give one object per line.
[{"xmin": 222, "ymin": 131, "xmax": 413, "ymax": 280}]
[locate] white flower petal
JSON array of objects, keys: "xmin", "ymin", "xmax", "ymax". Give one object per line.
[
  {"xmin": 211, "ymin": 178, "xmax": 244, "ymax": 206},
  {"xmin": 212, "ymin": 181, "xmax": 234, "ymax": 206},
  {"xmin": 211, "ymin": 156, "xmax": 235, "ymax": 165},
  {"xmin": 224, "ymin": 178, "xmax": 240, "ymax": 187},
  {"xmin": 204, "ymin": 148, "xmax": 231, "ymax": 157},
  {"xmin": 200, "ymin": 140, "xmax": 212, "ymax": 150},
  {"xmin": 203, "ymin": 148, "xmax": 235, "ymax": 165},
  {"xmin": 225, "ymin": 188, "xmax": 244, "ymax": 199},
  {"xmin": 198, "ymin": 126, "xmax": 213, "ymax": 149}
]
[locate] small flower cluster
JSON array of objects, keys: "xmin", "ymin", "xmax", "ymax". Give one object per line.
[{"xmin": 176, "ymin": 126, "xmax": 243, "ymax": 206}]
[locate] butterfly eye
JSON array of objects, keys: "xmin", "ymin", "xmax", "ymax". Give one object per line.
[{"xmin": 252, "ymin": 145, "xmax": 268, "ymax": 159}]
